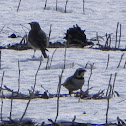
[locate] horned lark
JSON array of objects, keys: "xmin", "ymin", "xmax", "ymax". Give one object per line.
[
  {"xmin": 28, "ymin": 22, "xmax": 49, "ymax": 58},
  {"xmin": 62, "ymin": 68, "xmax": 86, "ymax": 94}
]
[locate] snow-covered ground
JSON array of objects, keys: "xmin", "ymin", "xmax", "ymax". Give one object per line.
[{"xmin": 0, "ymin": 0, "xmax": 126, "ymax": 125}]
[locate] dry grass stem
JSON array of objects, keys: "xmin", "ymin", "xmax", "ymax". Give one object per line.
[
  {"xmin": 0, "ymin": 71, "xmax": 5, "ymax": 121},
  {"xmin": 0, "ymin": 25, "xmax": 5, "ymax": 33},
  {"xmin": 106, "ymin": 74, "xmax": 112, "ymax": 97},
  {"xmin": 118, "ymin": 24, "xmax": 121, "ymax": 48},
  {"xmin": 115, "ymin": 22, "xmax": 119, "ymax": 48},
  {"xmin": 20, "ymin": 58, "xmax": 42, "ymax": 123},
  {"xmin": 48, "ymin": 24, "xmax": 52, "ymax": 42},
  {"xmin": 83, "ymin": 0, "xmax": 85, "ymax": 14},
  {"xmin": 0, "ymin": 51, "xmax": 1, "ymax": 69},
  {"xmin": 17, "ymin": 0, "xmax": 22, "ymax": 12},
  {"xmin": 44, "ymin": 0, "xmax": 48, "ymax": 9},
  {"xmin": 9, "ymin": 91, "xmax": 14, "ymax": 120},
  {"xmin": 87, "ymin": 63, "xmax": 94, "ymax": 90},
  {"xmin": 112, "ymin": 73, "xmax": 117, "ymax": 96},
  {"xmin": 117, "ymin": 53, "xmax": 124, "ymax": 68},
  {"xmin": 56, "ymin": 0, "xmax": 58, "ymax": 11},
  {"xmin": 49, "ymin": 48, "xmax": 57, "ymax": 69},
  {"xmin": 18, "ymin": 60, "xmax": 21, "ymax": 93},
  {"xmin": 55, "ymin": 69, "xmax": 64, "ymax": 123},
  {"xmin": 106, "ymin": 54, "xmax": 110, "ymax": 70},
  {"xmin": 64, "ymin": 0, "xmax": 69, "ymax": 13}
]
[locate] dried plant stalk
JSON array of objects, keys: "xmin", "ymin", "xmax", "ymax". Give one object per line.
[
  {"xmin": 118, "ymin": 24, "xmax": 121, "ymax": 48},
  {"xmin": 10, "ymin": 91, "xmax": 14, "ymax": 120},
  {"xmin": 17, "ymin": 0, "xmax": 22, "ymax": 12},
  {"xmin": 49, "ymin": 48, "xmax": 57, "ymax": 69},
  {"xmin": 64, "ymin": 0, "xmax": 69, "ymax": 13},
  {"xmin": 20, "ymin": 58, "xmax": 42, "ymax": 123},
  {"xmin": 18, "ymin": 60, "xmax": 21, "ymax": 93},
  {"xmin": 0, "ymin": 51, "xmax": 1, "ymax": 69},
  {"xmin": 56, "ymin": 0, "xmax": 58, "ymax": 11},
  {"xmin": 106, "ymin": 54, "xmax": 110, "ymax": 70},
  {"xmin": 117, "ymin": 53, "xmax": 124, "ymax": 68},
  {"xmin": 115, "ymin": 22, "xmax": 119, "ymax": 48},
  {"xmin": 0, "ymin": 71, "xmax": 5, "ymax": 121},
  {"xmin": 87, "ymin": 63, "xmax": 94, "ymax": 90},
  {"xmin": 83, "ymin": 0, "xmax": 85, "ymax": 14},
  {"xmin": 44, "ymin": 0, "xmax": 48, "ymax": 9}
]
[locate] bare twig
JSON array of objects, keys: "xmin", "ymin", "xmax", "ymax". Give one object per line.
[
  {"xmin": 55, "ymin": 48, "xmax": 66, "ymax": 122},
  {"xmin": 72, "ymin": 115, "xmax": 76, "ymax": 125},
  {"xmin": 17, "ymin": 0, "xmax": 22, "ymax": 12},
  {"xmin": 18, "ymin": 60, "xmax": 21, "ymax": 93},
  {"xmin": 63, "ymin": 47, "xmax": 67, "ymax": 70},
  {"xmin": 117, "ymin": 53, "xmax": 124, "ymax": 68},
  {"xmin": 106, "ymin": 85, "xmax": 111, "ymax": 125},
  {"xmin": 48, "ymin": 24, "xmax": 52, "ymax": 42},
  {"xmin": 115, "ymin": 22, "xmax": 119, "ymax": 48},
  {"xmin": 20, "ymin": 58, "xmax": 42, "ymax": 122},
  {"xmin": 33, "ymin": 57, "xmax": 42, "ymax": 92},
  {"xmin": 41, "ymin": 85, "xmax": 51, "ymax": 95},
  {"xmin": 0, "ymin": 51, "xmax": 1, "ymax": 69},
  {"xmin": 0, "ymin": 71, "xmax": 5, "ymax": 121},
  {"xmin": 106, "ymin": 74, "xmax": 112, "ymax": 97},
  {"xmin": 112, "ymin": 73, "xmax": 117, "ymax": 96},
  {"xmin": 56, "ymin": 0, "xmax": 58, "ymax": 11},
  {"xmin": 87, "ymin": 63, "xmax": 94, "ymax": 90},
  {"xmin": 49, "ymin": 48, "xmax": 57, "ymax": 69},
  {"xmin": 64, "ymin": 0, "xmax": 69, "ymax": 13},
  {"xmin": 19, "ymin": 98, "xmax": 31, "ymax": 123},
  {"xmin": 106, "ymin": 54, "xmax": 110, "ymax": 70},
  {"xmin": 0, "ymin": 25, "xmax": 5, "ymax": 33},
  {"xmin": 10, "ymin": 91, "xmax": 14, "ymax": 120},
  {"xmin": 44, "ymin": 0, "xmax": 48, "ymax": 9},
  {"xmin": 123, "ymin": 60, "xmax": 126, "ymax": 68},
  {"xmin": 55, "ymin": 69, "xmax": 64, "ymax": 122},
  {"xmin": 118, "ymin": 24, "xmax": 121, "ymax": 48},
  {"xmin": 83, "ymin": 0, "xmax": 85, "ymax": 14}
]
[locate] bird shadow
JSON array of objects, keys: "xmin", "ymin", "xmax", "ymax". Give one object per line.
[{"xmin": 19, "ymin": 56, "xmax": 43, "ymax": 62}]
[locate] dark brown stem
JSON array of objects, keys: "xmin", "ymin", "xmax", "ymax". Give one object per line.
[
  {"xmin": 118, "ymin": 24, "xmax": 121, "ymax": 48},
  {"xmin": 56, "ymin": 0, "xmax": 58, "ymax": 11},
  {"xmin": 18, "ymin": 60, "xmax": 21, "ymax": 93},
  {"xmin": 49, "ymin": 48, "xmax": 57, "ymax": 69},
  {"xmin": 0, "ymin": 51, "xmax": 1, "ymax": 69},
  {"xmin": 112, "ymin": 73, "xmax": 117, "ymax": 96},
  {"xmin": 106, "ymin": 74, "xmax": 112, "ymax": 97},
  {"xmin": 10, "ymin": 91, "xmax": 14, "ymax": 120},
  {"xmin": 106, "ymin": 54, "xmax": 110, "ymax": 70},
  {"xmin": 20, "ymin": 58, "xmax": 42, "ymax": 123},
  {"xmin": 17, "ymin": 0, "xmax": 22, "ymax": 12},
  {"xmin": 48, "ymin": 24, "xmax": 52, "ymax": 42},
  {"xmin": 87, "ymin": 63, "xmax": 94, "ymax": 90},
  {"xmin": 83, "ymin": 0, "xmax": 85, "ymax": 14},
  {"xmin": 0, "ymin": 71, "xmax": 5, "ymax": 121},
  {"xmin": 117, "ymin": 53, "xmax": 124, "ymax": 68},
  {"xmin": 64, "ymin": 0, "xmax": 69, "ymax": 13},
  {"xmin": 44, "ymin": 0, "xmax": 48, "ymax": 9},
  {"xmin": 115, "ymin": 22, "xmax": 119, "ymax": 48}
]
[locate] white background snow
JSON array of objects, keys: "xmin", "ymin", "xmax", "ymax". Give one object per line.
[{"xmin": 0, "ymin": 0, "xmax": 126, "ymax": 125}]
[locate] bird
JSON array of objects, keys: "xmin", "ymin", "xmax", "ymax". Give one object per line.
[
  {"xmin": 27, "ymin": 21, "xmax": 49, "ymax": 58},
  {"xmin": 62, "ymin": 68, "xmax": 86, "ymax": 95}
]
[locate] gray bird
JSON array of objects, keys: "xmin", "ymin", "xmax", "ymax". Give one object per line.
[
  {"xmin": 62, "ymin": 68, "xmax": 86, "ymax": 94},
  {"xmin": 28, "ymin": 22, "xmax": 49, "ymax": 58}
]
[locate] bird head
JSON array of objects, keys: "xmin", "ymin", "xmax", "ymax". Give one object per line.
[
  {"xmin": 28, "ymin": 22, "xmax": 41, "ymax": 30},
  {"xmin": 74, "ymin": 68, "xmax": 86, "ymax": 78}
]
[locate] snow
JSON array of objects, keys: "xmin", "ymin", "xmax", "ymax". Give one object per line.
[{"xmin": 0, "ymin": 0, "xmax": 126, "ymax": 125}]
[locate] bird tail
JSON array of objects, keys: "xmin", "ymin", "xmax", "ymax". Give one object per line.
[{"xmin": 41, "ymin": 49, "xmax": 48, "ymax": 58}]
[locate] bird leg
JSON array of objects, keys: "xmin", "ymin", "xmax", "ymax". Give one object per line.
[{"xmin": 32, "ymin": 50, "xmax": 36, "ymax": 58}]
